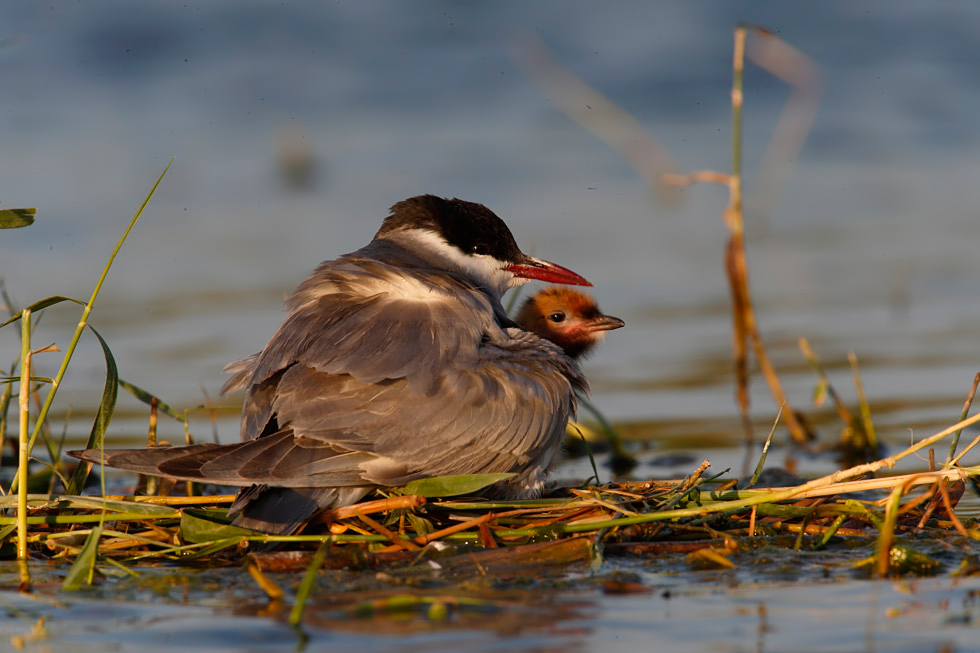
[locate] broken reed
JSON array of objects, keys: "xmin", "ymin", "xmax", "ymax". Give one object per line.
[{"xmin": 663, "ymin": 25, "xmax": 814, "ymax": 446}]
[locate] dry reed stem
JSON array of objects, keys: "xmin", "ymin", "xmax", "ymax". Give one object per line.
[
  {"xmin": 783, "ymin": 412, "xmax": 980, "ymax": 500},
  {"xmin": 662, "ymin": 27, "xmax": 809, "ymax": 446},
  {"xmin": 766, "ymin": 468, "xmax": 971, "ymax": 500},
  {"xmin": 356, "ymin": 511, "xmax": 420, "ymax": 551},
  {"xmin": 948, "ymin": 429, "xmax": 980, "ymax": 467},
  {"xmin": 916, "ymin": 483, "xmax": 944, "ymax": 529},
  {"xmin": 17, "ymin": 309, "xmax": 31, "ymax": 568},
  {"xmin": 318, "ymin": 494, "xmax": 425, "ymax": 522},
  {"xmin": 246, "ymin": 558, "xmax": 285, "ymax": 600},
  {"xmin": 727, "ymin": 26, "xmax": 809, "ymax": 445},
  {"xmin": 104, "ymin": 494, "xmax": 237, "ymax": 505},
  {"xmin": 568, "ymin": 488, "xmax": 640, "ymax": 516},
  {"xmin": 938, "ymin": 480, "xmax": 968, "ymax": 537},
  {"xmin": 596, "ymin": 487, "xmax": 646, "ymax": 500},
  {"xmin": 679, "ymin": 460, "xmax": 712, "ymax": 492},
  {"xmin": 798, "ymin": 338, "xmax": 854, "ymax": 424},
  {"xmin": 894, "ymin": 485, "xmax": 937, "ymax": 516}
]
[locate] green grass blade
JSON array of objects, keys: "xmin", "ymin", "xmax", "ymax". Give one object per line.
[
  {"xmin": 0, "ymin": 296, "xmax": 85, "ymax": 330},
  {"xmin": 0, "ymin": 208, "xmax": 36, "ymax": 229},
  {"xmin": 289, "ymin": 541, "xmax": 330, "ymax": 627},
  {"xmin": 65, "ymin": 325, "xmax": 118, "ymax": 495},
  {"xmin": 61, "ymin": 525, "xmax": 103, "ymax": 591},
  {"xmin": 46, "ymin": 495, "xmax": 178, "ymax": 517},
  {"xmin": 118, "ymin": 378, "xmax": 187, "ymax": 423},
  {"xmin": 747, "ymin": 407, "xmax": 782, "ymax": 488},
  {"xmin": 16, "ymin": 160, "xmax": 172, "ymax": 483}
]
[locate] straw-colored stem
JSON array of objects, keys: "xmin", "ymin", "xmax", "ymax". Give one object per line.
[
  {"xmin": 875, "ymin": 481, "xmax": 906, "ymax": 577},
  {"xmin": 17, "ymin": 309, "xmax": 31, "ymax": 574},
  {"xmin": 799, "ymin": 337, "xmax": 854, "ymax": 424},
  {"xmin": 726, "ymin": 27, "xmax": 807, "ymax": 446},
  {"xmin": 145, "ymin": 397, "xmax": 158, "ymax": 496}
]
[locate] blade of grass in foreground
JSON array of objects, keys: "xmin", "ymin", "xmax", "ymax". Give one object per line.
[
  {"xmin": 62, "ymin": 525, "xmax": 103, "ymax": 591},
  {"xmin": 289, "ymin": 541, "xmax": 330, "ymax": 628},
  {"xmin": 9, "ymin": 159, "xmax": 172, "ymax": 492},
  {"xmin": 65, "ymin": 325, "xmax": 118, "ymax": 495}
]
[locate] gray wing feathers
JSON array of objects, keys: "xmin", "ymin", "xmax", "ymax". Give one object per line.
[
  {"xmin": 221, "ymin": 354, "xmax": 257, "ymax": 395},
  {"xmin": 70, "ymin": 431, "xmax": 380, "ymax": 489},
  {"xmin": 264, "ymin": 328, "xmax": 584, "ymax": 487}
]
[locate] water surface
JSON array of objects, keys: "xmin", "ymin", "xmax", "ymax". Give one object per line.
[{"xmin": 3, "ymin": 2, "xmax": 980, "ymax": 651}]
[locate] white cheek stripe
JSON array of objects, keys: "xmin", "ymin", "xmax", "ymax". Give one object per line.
[{"xmin": 396, "ymin": 229, "xmax": 516, "ymax": 297}]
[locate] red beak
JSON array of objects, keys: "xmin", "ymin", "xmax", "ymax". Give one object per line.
[{"xmin": 506, "ymin": 255, "xmax": 591, "ymax": 287}]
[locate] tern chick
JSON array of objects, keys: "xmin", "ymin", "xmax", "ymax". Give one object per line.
[{"xmin": 516, "ymin": 287, "xmax": 624, "ymax": 359}]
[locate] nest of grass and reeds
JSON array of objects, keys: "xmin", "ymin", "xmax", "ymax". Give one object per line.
[{"xmin": 5, "ymin": 26, "xmax": 980, "ymax": 630}]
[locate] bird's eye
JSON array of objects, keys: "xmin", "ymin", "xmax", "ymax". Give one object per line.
[
  {"xmin": 548, "ymin": 311, "xmax": 566, "ymax": 323},
  {"xmin": 471, "ymin": 244, "xmax": 490, "ymax": 256}
]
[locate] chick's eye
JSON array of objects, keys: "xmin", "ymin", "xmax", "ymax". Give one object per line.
[{"xmin": 548, "ymin": 311, "xmax": 566, "ymax": 323}]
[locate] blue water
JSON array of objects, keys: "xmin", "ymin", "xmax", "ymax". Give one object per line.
[{"xmin": 3, "ymin": 2, "xmax": 980, "ymax": 650}]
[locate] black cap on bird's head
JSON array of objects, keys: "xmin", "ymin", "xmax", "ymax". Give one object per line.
[{"xmin": 377, "ymin": 195, "xmax": 591, "ymax": 288}]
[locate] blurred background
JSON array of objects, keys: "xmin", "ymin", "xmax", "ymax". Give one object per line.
[{"xmin": 3, "ymin": 1, "xmax": 980, "ymax": 470}]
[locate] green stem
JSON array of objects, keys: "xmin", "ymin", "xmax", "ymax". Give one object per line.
[{"xmin": 10, "ymin": 160, "xmax": 172, "ymax": 491}]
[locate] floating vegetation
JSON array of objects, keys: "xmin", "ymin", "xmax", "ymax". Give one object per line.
[{"xmin": 2, "ymin": 418, "xmax": 979, "ymax": 596}]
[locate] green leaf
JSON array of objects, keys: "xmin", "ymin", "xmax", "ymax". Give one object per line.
[
  {"xmin": 59, "ymin": 496, "xmax": 179, "ymax": 517},
  {"xmin": 180, "ymin": 508, "xmax": 256, "ymax": 543},
  {"xmin": 405, "ymin": 511, "xmax": 434, "ymax": 536},
  {"xmin": 289, "ymin": 541, "xmax": 330, "ymax": 627},
  {"xmin": 0, "ymin": 296, "xmax": 85, "ymax": 330},
  {"xmin": 62, "ymin": 525, "xmax": 103, "ymax": 591},
  {"xmin": 0, "ymin": 208, "xmax": 36, "ymax": 229},
  {"xmin": 66, "ymin": 325, "xmax": 118, "ymax": 495},
  {"xmin": 396, "ymin": 473, "xmax": 516, "ymax": 498},
  {"xmin": 118, "ymin": 378, "xmax": 186, "ymax": 423},
  {"xmin": 0, "ymin": 494, "xmax": 178, "ymax": 516}
]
